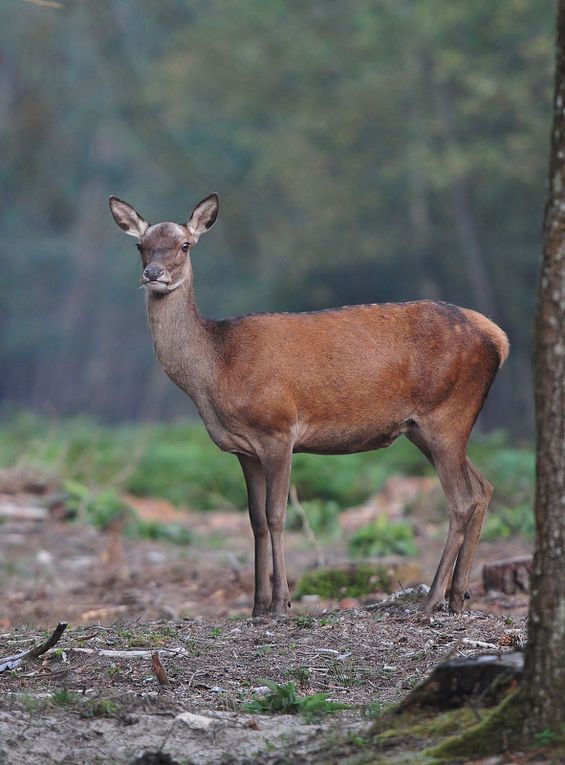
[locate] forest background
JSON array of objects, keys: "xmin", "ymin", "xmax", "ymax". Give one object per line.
[{"xmin": 0, "ymin": 0, "xmax": 555, "ymax": 434}]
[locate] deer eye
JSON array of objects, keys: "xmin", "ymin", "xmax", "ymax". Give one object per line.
[{"xmin": 181, "ymin": 242, "xmax": 190, "ymax": 252}]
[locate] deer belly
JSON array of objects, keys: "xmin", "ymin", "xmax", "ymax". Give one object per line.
[{"xmin": 293, "ymin": 421, "xmax": 406, "ymax": 455}]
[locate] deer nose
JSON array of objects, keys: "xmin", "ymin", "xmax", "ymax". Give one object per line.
[{"xmin": 143, "ymin": 265, "xmax": 164, "ymax": 281}]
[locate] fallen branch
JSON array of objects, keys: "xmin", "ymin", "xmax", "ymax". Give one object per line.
[
  {"xmin": 0, "ymin": 622, "xmax": 68, "ymax": 672},
  {"xmin": 0, "ymin": 503, "xmax": 48, "ymax": 521},
  {"xmin": 69, "ymin": 646, "xmax": 186, "ymax": 658}
]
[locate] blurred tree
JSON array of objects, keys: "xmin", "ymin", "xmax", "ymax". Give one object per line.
[{"xmin": 0, "ymin": 0, "xmax": 555, "ymax": 430}]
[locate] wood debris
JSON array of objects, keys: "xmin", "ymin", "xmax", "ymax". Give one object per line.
[{"xmin": 0, "ymin": 622, "xmax": 68, "ymax": 672}]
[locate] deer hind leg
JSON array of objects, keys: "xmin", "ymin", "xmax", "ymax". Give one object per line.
[
  {"xmin": 263, "ymin": 448, "xmax": 292, "ymax": 616},
  {"xmin": 238, "ymin": 455, "xmax": 270, "ymax": 617},
  {"xmin": 449, "ymin": 459, "xmax": 493, "ymax": 612},
  {"xmin": 407, "ymin": 425, "xmax": 483, "ymax": 613},
  {"xmin": 422, "ymin": 447, "xmax": 481, "ymax": 613}
]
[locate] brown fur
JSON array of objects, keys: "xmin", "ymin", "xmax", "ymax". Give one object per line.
[{"xmin": 110, "ymin": 194, "xmax": 509, "ymax": 617}]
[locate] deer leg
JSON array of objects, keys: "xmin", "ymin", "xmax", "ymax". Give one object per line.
[
  {"xmin": 449, "ymin": 459, "xmax": 493, "ymax": 611},
  {"xmin": 238, "ymin": 455, "xmax": 270, "ymax": 617},
  {"xmin": 422, "ymin": 447, "xmax": 479, "ymax": 613},
  {"xmin": 263, "ymin": 450, "xmax": 292, "ymax": 616}
]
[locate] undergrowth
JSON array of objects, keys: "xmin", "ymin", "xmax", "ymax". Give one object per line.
[
  {"xmin": 0, "ymin": 411, "xmax": 534, "ymax": 543},
  {"xmin": 242, "ymin": 678, "xmax": 352, "ymax": 723}
]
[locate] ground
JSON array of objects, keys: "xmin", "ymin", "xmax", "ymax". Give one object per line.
[{"xmin": 0, "ymin": 475, "xmax": 536, "ymax": 764}]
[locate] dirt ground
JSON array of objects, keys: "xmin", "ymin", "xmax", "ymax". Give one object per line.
[{"xmin": 0, "ymin": 475, "xmax": 534, "ymax": 764}]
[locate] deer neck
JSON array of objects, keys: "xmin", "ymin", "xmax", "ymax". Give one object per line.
[{"xmin": 145, "ymin": 275, "xmax": 217, "ymax": 401}]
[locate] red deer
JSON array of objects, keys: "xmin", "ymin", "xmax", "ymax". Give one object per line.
[{"xmin": 109, "ymin": 193, "xmax": 509, "ymax": 616}]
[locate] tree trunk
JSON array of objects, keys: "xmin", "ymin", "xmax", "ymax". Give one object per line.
[{"xmin": 520, "ymin": 0, "xmax": 565, "ymax": 738}]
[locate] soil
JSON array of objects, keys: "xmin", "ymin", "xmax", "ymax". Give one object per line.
[{"xmin": 0, "ymin": 475, "xmax": 535, "ymax": 764}]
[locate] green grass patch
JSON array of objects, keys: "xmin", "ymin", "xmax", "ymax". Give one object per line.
[
  {"xmin": 349, "ymin": 516, "xmax": 418, "ymax": 558},
  {"xmin": 295, "ymin": 563, "xmax": 392, "ymax": 599},
  {"xmin": 242, "ymin": 678, "xmax": 352, "ymax": 723},
  {"xmin": 0, "ymin": 413, "xmax": 534, "ymax": 527}
]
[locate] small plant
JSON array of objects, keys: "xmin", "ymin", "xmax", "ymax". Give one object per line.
[
  {"xmin": 242, "ymin": 679, "xmax": 352, "ymax": 723},
  {"xmin": 362, "ymin": 700, "xmax": 384, "ymax": 719},
  {"xmin": 209, "ymin": 627, "xmax": 222, "ymax": 638},
  {"xmin": 328, "ymin": 658, "xmax": 363, "ymax": 688},
  {"xmin": 133, "ymin": 519, "xmax": 192, "ymax": 545},
  {"xmin": 286, "ymin": 498, "xmax": 341, "ymax": 535},
  {"xmin": 185, "ymin": 638, "xmax": 204, "ymax": 657},
  {"xmin": 50, "ymin": 688, "xmax": 79, "ymax": 706},
  {"xmin": 287, "ymin": 666, "xmax": 312, "ymax": 685},
  {"xmin": 80, "ymin": 698, "xmax": 121, "ymax": 718},
  {"xmin": 483, "ymin": 503, "xmax": 535, "ymax": 541},
  {"xmin": 107, "ymin": 664, "xmax": 121, "ymax": 678},
  {"xmin": 294, "ymin": 615, "xmax": 315, "ymax": 629},
  {"xmin": 17, "ymin": 694, "xmax": 47, "ymax": 713},
  {"xmin": 255, "ymin": 644, "xmax": 274, "ymax": 657},
  {"xmin": 296, "ymin": 563, "xmax": 391, "ymax": 599},
  {"xmin": 348, "ymin": 515, "xmax": 417, "ymax": 558},
  {"xmin": 504, "ymin": 615, "xmax": 514, "ymax": 626},
  {"xmin": 532, "ymin": 728, "xmax": 556, "ymax": 748}
]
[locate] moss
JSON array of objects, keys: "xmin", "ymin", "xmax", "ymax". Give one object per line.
[
  {"xmin": 295, "ymin": 564, "xmax": 392, "ymax": 599},
  {"xmin": 428, "ymin": 691, "xmax": 526, "ymax": 759}
]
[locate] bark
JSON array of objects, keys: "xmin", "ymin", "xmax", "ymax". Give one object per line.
[{"xmin": 521, "ymin": 0, "xmax": 565, "ymax": 738}]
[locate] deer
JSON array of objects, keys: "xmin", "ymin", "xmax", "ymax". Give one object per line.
[{"xmin": 109, "ymin": 192, "xmax": 509, "ymax": 617}]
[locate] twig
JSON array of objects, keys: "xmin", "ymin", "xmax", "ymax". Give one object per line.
[
  {"xmin": 0, "ymin": 622, "xmax": 68, "ymax": 672},
  {"xmin": 151, "ymin": 651, "xmax": 171, "ymax": 686}
]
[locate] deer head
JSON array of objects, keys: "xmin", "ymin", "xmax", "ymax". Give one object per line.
[{"xmin": 109, "ymin": 194, "xmax": 219, "ymax": 294}]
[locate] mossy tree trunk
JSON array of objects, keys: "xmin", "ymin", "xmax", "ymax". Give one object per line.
[{"xmin": 521, "ymin": 0, "xmax": 565, "ymax": 739}]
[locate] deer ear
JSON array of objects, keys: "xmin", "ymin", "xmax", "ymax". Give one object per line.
[
  {"xmin": 187, "ymin": 193, "xmax": 219, "ymax": 238},
  {"xmin": 109, "ymin": 196, "xmax": 149, "ymax": 238}
]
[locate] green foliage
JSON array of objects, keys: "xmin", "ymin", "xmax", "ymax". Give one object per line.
[
  {"xmin": 294, "ymin": 615, "xmax": 315, "ymax": 629},
  {"xmin": 134, "ymin": 519, "xmax": 192, "ymax": 545},
  {"xmin": 295, "ymin": 564, "xmax": 391, "ymax": 600},
  {"xmin": 50, "ymin": 688, "xmax": 79, "ymax": 707},
  {"xmin": 63, "ymin": 480, "xmax": 128, "ymax": 529},
  {"xmin": 0, "ymin": 414, "xmax": 535, "ymax": 547},
  {"xmin": 286, "ymin": 498, "xmax": 341, "ymax": 535},
  {"xmin": 80, "ymin": 698, "xmax": 121, "ymax": 718},
  {"xmin": 483, "ymin": 503, "xmax": 535, "ymax": 541},
  {"xmin": 349, "ymin": 516, "xmax": 418, "ymax": 558},
  {"xmin": 532, "ymin": 728, "xmax": 558, "ymax": 747},
  {"xmin": 287, "ymin": 666, "xmax": 312, "ymax": 685},
  {"xmin": 242, "ymin": 679, "xmax": 352, "ymax": 723},
  {"xmin": 62, "ymin": 478, "xmax": 192, "ymax": 544},
  {"xmin": 362, "ymin": 700, "xmax": 385, "ymax": 720}
]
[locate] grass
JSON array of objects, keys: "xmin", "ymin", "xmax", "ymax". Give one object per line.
[
  {"xmin": 0, "ymin": 411, "xmax": 534, "ymax": 541},
  {"xmin": 295, "ymin": 564, "xmax": 392, "ymax": 599},
  {"xmin": 242, "ymin": 678, "xmax": 352, "ymax": 723},
  {"xmin": 349, "ymin": 516, "xmax": 418, "ymax": 558}
]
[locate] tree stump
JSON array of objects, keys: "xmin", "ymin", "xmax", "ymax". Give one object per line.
[
  {"xmin": 397, "ymin": 651, "xmax": 524, "ymax": 711},
  {"xmin": 482, "ymin": 557, "xmax": 532, "ymax": 595}
]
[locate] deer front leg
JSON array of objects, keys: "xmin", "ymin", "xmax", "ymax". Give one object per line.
[
  {"xmin": 238, "ymin": 455, "xmax": 270, "ymax": 617},
  {"xmin": 264, "ymin": 450, "xmax": 292, "ymax": 616}
]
